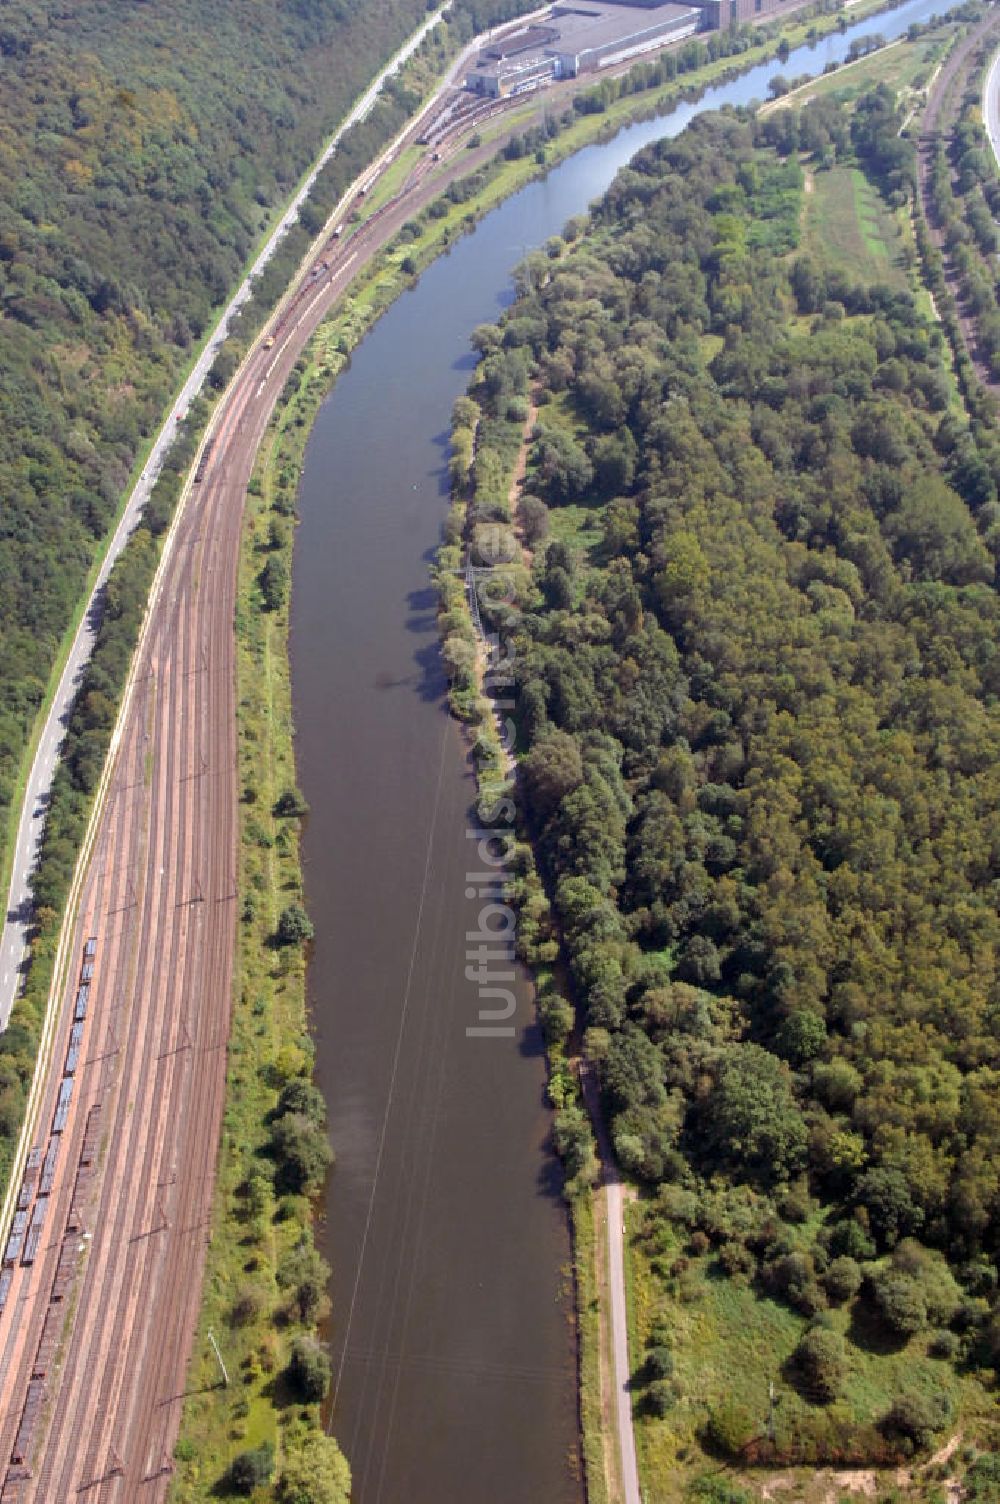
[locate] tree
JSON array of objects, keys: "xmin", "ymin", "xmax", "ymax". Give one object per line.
[
  {"xmin": 278, "ymin": 1433, "xmax": 351, "ymax": 1504},
  {"xmin": 775, "ymin": 1010, "xmax": 826, "ymax": 1066},
  {"xmin": 646, "ymin": 1379, "xmax": 677, "ymax": 1417},
  {"xmin": 260, "ymin": 554, "xmax": 288, "ymax": 611},
  {"xmin": 520, "ymin": 731, "xmax": 584, "ymax": 825},
  {"xmin": 271, "ymin": 1112, "xmax": 332, "ymax": 1195},
  {"xmin": 230, "ymin": 1443, "xmax": 274, "ymax": 1494},
  {"xmin": 277, "ymin": 1077, "xmax": 326, "ymax": 1124},
  {"xmin": 855, "ymin": 1168, "xmax": 923, "ymax": 1249},
  {"xmin": 287, "ymin": 1335, "xmax": 332, "ymax": 1402},
  {"xmin": 520, "ymin": 494, "xmax": 550, "ymax": 544},
  {"xmin": 274, "ymin": 787, "xmax": 309, "ymax": 817},
  {"xmin": 703, "ymin": 1045, "xmax": 807, "ymax": 1184},
  {"xmin": 646, "ymin": 1345, "xmax": 674, "ymax": 1380},
  {"xmin": 276, "ymin": 903, "xmax": 314, "ymax": 947},
  {"xmin": 277, "ymin": 1241, "xmax": 332, "ymax": 1323},
  {"xmin": 531, "ymin": 426, "xmax": 593, "ymax": 504}
]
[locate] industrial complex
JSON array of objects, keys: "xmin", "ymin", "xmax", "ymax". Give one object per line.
[
  {"xmin": 464, "ymin": 0, "xmax": 803, "ymax": 97},
  {"xmin": 465, "ymin": 1, "xmax": 701, "ymax": 97}
]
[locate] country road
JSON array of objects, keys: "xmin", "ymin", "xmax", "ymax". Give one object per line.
[
  {"xmin": 582, "ymin": 1064, "xmax": 641, "ymax": 1504},
  {"xmin": 0, "ymin": 3, "xmax": 451, "ymax": 1033}
]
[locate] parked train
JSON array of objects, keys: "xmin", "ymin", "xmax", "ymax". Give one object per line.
[{"xmin": 0, "ymin": 936, "xmax": 98, "ymax": 1309}]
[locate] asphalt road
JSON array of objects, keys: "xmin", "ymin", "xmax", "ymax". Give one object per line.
[
  {"xmin": 0, "ymin": 4, "xmax": 450, "ymax": 1032},
  {"xmin": 983, "ymin": 35, "xmax": 1000, "ymax": 167}
]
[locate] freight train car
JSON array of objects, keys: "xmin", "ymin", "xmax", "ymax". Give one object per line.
[
  {"xmin": 21, "ymin": 1198, "xmax": 48, "ymax": 1267},
  {"xmin": 16, "ymin": 1148, "xmax": 41, "ymax": 1212},
  {"xmin": 39, "ymin": 1139, "xmax": 58, "ymax": 1197},
  {"xmin": 4, "ymin": 1211, "xmax": 27, "ymax": 1266},
  {"xmin": 52, "ymin": 1080, "xmax": 73, "ymax": 1135}
]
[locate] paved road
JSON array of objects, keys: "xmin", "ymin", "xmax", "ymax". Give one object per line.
[
  {"xmin": 606, "ymin": 1175, "xmax": 641, "ymax": 1504},
  {"xmin": 581, "ymin": 1064, "xmax": 641, "ymax": 1504},
  {"xmin": 983, "ymin": 36, "xmax": 1000, "ymax": 167},
  {"xmin": 0, "ymin": 3, "xmax": 450, "ymax": 1031}
]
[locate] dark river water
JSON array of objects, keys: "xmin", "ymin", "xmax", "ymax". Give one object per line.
[{"xmin": 290, "ymin": 1, "xmax": 946, "ymax": 1496}]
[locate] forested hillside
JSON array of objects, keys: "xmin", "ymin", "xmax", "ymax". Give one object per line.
[
  {"xmin": 444, "ymin": 89, "xmax": 1000, "ymax": 1486},
  {"xmin": 0, "ymin": 0, "xmax": 446, "ymax": 885}
]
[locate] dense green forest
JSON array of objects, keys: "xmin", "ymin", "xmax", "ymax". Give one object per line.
[
  {"xmin": 443, "ymin": 86, "xmax": 1000, "ymax": 1484},
  {"xmin": 0, "ymin": 0, "xmax": 439, "ymax": 858}
]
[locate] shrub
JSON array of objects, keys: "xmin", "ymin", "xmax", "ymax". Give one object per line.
[
  {"xmin": 964, "ymin": 1451, "xmax": 1000, "ymax": 1501},
  {"xmin": 718, "ymin": 1240, "xmax": 756, "ymax": 1281},
  {"xmin": 778, "ymin": 1185, "xmax": 812, "ymax": 1223},
  {"xmin": 230, "ymin": 1283, "xmax": 267, "ymax": 1327},
  {"xmin": 824, "ymin": 1256, "xmax": 862, "ymax": 1304},
  {"xmin": 792, "ymin": 1327, "xmax": 847, "ymax": 1403},
  {"xmin": 869, "ymin": 1268, "xmax": 927, "ymax": 1338},
  {"xmin": 767, "ymin": 1252, "xmax": 827, "ymax": 1316},
  {"xmin": 881, "ymin": 1390, "xmax": 953, "ymax": 1451},
  {"xmin": 928, "ymin": 1329, "xmax": 959, "ymax": 1361},
  {"xmin": 829, "ymin": 1218, "xmax": 876, "ymax": 1260},
  {"xmin": 705, "ymin": 1398, "xmax": 756, "ymax": 1457},
  {"xmin": 687, "ymin": 1478, "xmax": 752, "ymax": 1504}
]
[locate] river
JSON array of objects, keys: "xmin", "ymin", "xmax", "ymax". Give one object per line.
[{"xmin": 290, "ymin": 1, "xmax": 946, "ymax": 1497}]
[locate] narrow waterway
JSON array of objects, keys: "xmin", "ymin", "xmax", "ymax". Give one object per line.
[{"xmin": 290, "ymin": 2, "xmax": 945, "ymax": 1497}]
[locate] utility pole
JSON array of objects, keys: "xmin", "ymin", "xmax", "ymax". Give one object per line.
[{"xmin": 208, "ymin": 1328, "xmax": 229, "ymax": 1387}]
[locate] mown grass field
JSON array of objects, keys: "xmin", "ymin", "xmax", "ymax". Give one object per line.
[{"xmin": 802, "ymin": 164, "xmax": 910, "ymax": 289}]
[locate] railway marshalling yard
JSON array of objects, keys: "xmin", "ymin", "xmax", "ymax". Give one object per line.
[{"xmin": 0, "ymin": 57, "xmax": 568, "ymax": 1498}]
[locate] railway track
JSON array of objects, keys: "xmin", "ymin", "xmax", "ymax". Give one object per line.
[
  {"xmin": 0, "ymin": 46, "xmax": 564, "ymax": 1496},
  {"xmin": 916, "ymin": 9, "xmax": 1000, "ymax": 392}
]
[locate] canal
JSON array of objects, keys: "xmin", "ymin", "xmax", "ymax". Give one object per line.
[{"xmin": 290, "ymin": 1, "xmax": 945, "ymax": 1496}]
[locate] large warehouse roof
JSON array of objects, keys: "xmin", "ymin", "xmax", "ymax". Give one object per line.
[{"xmin": 548, "ymin": 0, "xmax": 696, "ymax": 55}]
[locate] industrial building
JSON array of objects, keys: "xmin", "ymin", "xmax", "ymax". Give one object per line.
[
  {"xmin": 465, "ymin": 0, "xmax": 701, "ymax": 97},
  {"xmin": 699, "ymin": 0, "xmax": 801, "ymax": 26}
]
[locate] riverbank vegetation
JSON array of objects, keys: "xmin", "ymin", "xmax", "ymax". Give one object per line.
[
  {"xmin": 169, "ymin": 384, "xmax": 346, "ymax": 1502},
  {"xmin": 438, "ymin": 69, "xmax": 1000, "ymax": 1501}
]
